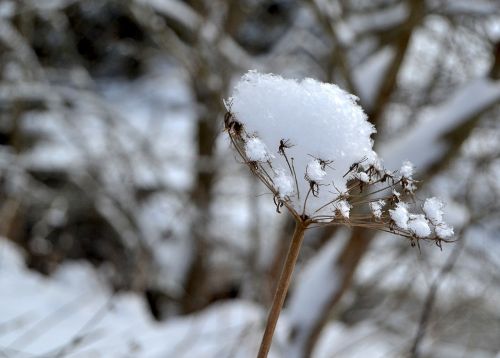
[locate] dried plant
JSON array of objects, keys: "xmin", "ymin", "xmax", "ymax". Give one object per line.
[{"xmin": 224, "ymin": 71, "xmax": 454, "ymax": 358}]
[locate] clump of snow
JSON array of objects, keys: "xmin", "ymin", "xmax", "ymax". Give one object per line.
[
  {"xmin": 436, "ymin": 223, "xmax": 454, "ymax": 239},
  {"xmin": 422, "ymin": 196, "xmax": 454, "ymax": 238},
  {"xmin": 274, "ymin": 169, "xmax": 295, "ymax": 198},
  {"xmin": 245, "ymin": 137, "xmax": 272, "ymax": 162},
  {"xmin": 408, "ymin": 214, "xmax": 431, "ymax": 238},
  {"xmin": 389, "ymin": 203, "xmax": 409, "ymax": 230},
  {"xmin": 364, "ymin": 151, "xmax": 384, "ymax": 172},
  {"xmin": 229, "ymin": 71, "xmax": 376, "ymax": 215},
  {"xmin": 400, "ymin": 160, "xmax": 414, "ymax": 178},
  {"xmin": 356, "ymin": 172, "xmax": 370, "ymax": 183},
  {"xmin": 369, "ymin": 200, "xmax": 385, "ymax": 219},
  {"xmin": 307, "ymin": 159, "xmax": 327, "ymax": 181},
  {"xmin": 423, "ymin": 197, "xmax": 444, "ymax": 224},
  {"xmin": 336, "ymin": 200, "xmax": 351, "ymax": 218}
]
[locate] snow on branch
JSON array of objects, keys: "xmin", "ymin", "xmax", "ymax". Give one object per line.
[
  {"xmin": 353, "ymin": 47, "xmax": 396, "ymax": 110},
  {"xmin": 380, "ymin": 78, "xmax": 500, "ymax": 171}
]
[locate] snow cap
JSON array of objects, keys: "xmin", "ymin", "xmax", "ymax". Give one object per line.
[{"xmin": 229, "ymin": 71, "xmax": 376, "ymax": 215}]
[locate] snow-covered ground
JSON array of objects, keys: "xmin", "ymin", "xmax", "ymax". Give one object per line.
[
  {"xmin": 0, "ymin": 237, "xmax": 268, "ymax": 357},
  {"xmin": 3, "ymin": 234, "xmax": 498, "ymax": 358}
]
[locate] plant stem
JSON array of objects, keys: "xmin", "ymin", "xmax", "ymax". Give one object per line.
[{"xmin": 257, "ymin": 220, "xmax": 307, "ymax": 358}]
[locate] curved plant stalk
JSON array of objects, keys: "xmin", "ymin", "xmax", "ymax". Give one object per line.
[{"xmin": 257, "ymin": 219, "xmax": 308, "ymax": 358}]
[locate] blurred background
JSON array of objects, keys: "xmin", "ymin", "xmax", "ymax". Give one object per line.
[{"xmin": 0, "ymin": 0, "xmax": 499, "ymax": 357}]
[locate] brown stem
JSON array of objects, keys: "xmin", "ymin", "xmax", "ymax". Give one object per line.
[{"xmin": 258, "ymin": 220, "xmax": 307, "ymax": 358}]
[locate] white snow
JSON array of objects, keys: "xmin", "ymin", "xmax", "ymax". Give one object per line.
[
  {"xmin": 408, "ymin": 214, "xmax": 431, "ymax": 238},
  {"xmin": 363, "ymin": 151, "xmax": 383, "ymax": 172},
  {"xmin": 306, "ymin": 159, "xmax": 327, "ymax": 181},
  {"xmin": 245, "ymin": 137, "xmax": 272, "ymax": 162},
  {"xmin": 422, "ymin": 196, "xmax": 454, "ymax": 238},
  {"xmin": 336, "ymin": 200, "xmax": 351, "ymax": 219},
  {"xmin": 435, "ymin": 223, "xmax": 454, "ymax": 239},
  {"xmin": 400, "ymin": 160, "xmax": 414, "ymax": 178},
  {"xmin": 389, "ymin": 203, "xmax": 409, "ymax": 230},
  {"xmin": 0, "ymin": 238, "xmax": 268, "ymax": 358},
  {"xmin": 229, "ymin": 71, "xmax": 377, "ymax": 215},
  {"xmin": 356, "ymin": 171, "xmax": 370, "ymax": 183},
  {"xmin": 315, "ymin": 321, "xmax": 398, "ymax": 358},
  {"xmin": 423, "ymin": 197, "xmax": 444, "ymax": 224},
  {"xmin": 369, "ymin": 200, "xmax": 385, "ymax": 219},
  {"xmin": 274, "ymin": 169, "xmax": 295, "ymax": 198}
]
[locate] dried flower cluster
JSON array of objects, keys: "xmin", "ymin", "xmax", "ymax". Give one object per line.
[
  {"xmin": 224, "ymin": 72, "xmax": 454, "ymax": 248},
  {"xmin": 225, "ymin": 72, "xmax": 455, "ymax": 358}
]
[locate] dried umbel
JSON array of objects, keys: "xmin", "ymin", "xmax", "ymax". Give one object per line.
[
  {"xmin": 225, "ymin": 72, "xmax": 453, "ymax": 246},
  {"xmin": 224, "ymin": 71, "xmax": 453, "ymax": 358}
]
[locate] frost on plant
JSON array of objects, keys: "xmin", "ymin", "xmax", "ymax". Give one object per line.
[{"xmin": 224, "ymin": 71, "xmax": 454, "ymax": 247}]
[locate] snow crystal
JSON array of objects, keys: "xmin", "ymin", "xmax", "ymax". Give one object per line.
[
  {"xmin": 408, "ymin": 214, "xmax": 431, "ymax": 238},
  {"xmin": 229, "ymin": 71, "xmax": 376, "ymax": 215},
  {"xmin": 389, "ymin": 203, "xmax": 409, "ymax": 230},
  {"xmin": 423, "ymin": 197, "xmax": 444, "ymax": 224},
  {"xmin": 369, "ymin": 200, "xmax": 385, "ymax": 219},
  {"xmin": 400, "ymin": 160, "xmax": 414, "ymax": 178},
  {"xmin": 274, "ymin": 169, "xmax": 295, "ymax": 198},
  {"xmin": 245, "ymin": 137, "xmax": 272, "ymax": 162},
  {"xmin": 436, "ymin": 223, "xmax": 454, "ymax": 239},
  {"xmin": 307, "ymin": 159, "xmax": 327, "ymax": 181},
  {"xmin": 336, "ymin": 200, "xmax": 351, "ymax": 218}
]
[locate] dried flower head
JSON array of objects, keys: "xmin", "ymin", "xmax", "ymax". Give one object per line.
[{"xmin": 224, "ymin": 71, "xmax": 453, "ymax": 247}]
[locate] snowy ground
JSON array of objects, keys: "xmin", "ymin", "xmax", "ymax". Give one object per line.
[
  {"xmin": 3, "ymin": 234, "xmax": 498, "ymax": 358},
  {"xmin": 0, "ymin": 237, "xmax": 268, "ymax": 357},
  {"xmin": 0, "ymin": 238, "xmax": 397, "ymax": 358}
]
